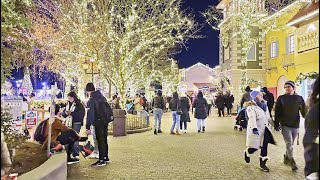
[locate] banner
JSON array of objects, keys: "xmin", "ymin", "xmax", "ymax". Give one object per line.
[{"xmin": 25, "ymin": 110, "xmax": 38, "ymax": 127}]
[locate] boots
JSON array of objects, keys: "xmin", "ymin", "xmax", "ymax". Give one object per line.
[
  {"xmin": 202, "ymin": 126, "xmax": 205, "ymax": 133},
  {"xmin": 259, "ymin": 156, "xmax": 270, "ymax": 172},
  {"xmin": 154, "ymin": 129, "xmax": 157, "ymax": 135},
  {"xmin": 283, "ymin": 154, "xmax": 290, "ymax": 165},
  {"xmin": 290, "ymin": 158, "xmax": 298, "ymax": 171},
  {"xmin": 244, "ymin": 149, "xmax": 250, "ymax": 163}
]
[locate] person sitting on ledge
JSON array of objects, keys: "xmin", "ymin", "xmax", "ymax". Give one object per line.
[{"xmin": 42, "ymin": 104, "xmax": 87, "ymax": 164}]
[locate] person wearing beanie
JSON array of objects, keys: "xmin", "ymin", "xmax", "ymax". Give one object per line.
[
  {"xmin": 240, "ymin": 86, "xmax": 252, "ymax": 108},
  {"xmin": 85, "ymin": 82, "xmax": 112, "ymax": 167},
  {"xmin": 274, "ymin": 80, "xmax": 307, "ymax": 171},
  {"xmin": 192, "ymin": 91, "xmax": 208, "ymax": 133},
  {"xmin": 243, "ymin": 91, "xmax": 276, "ymax": 172}
]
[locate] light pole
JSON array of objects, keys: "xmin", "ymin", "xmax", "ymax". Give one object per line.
[{"xmin": 83, "ymin": 59, "xmax": 100, "ymax": 83}]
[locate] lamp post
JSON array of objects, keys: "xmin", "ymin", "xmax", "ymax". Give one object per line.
[{"xmin": 83, "ymin": 59, "xmax": 100, "ymax": 83}]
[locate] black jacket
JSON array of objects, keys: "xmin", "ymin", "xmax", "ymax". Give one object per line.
[
  {"xmin": 263, "ymin": 92, "xmax": 275, "ymax": 109},
  {"xmin": 62, "ymin": 101, "xmax": 85, "ymax": 126},
  {"xmin": 274, "ymin": 94, "xmax": 307, "ymax": 128},
  {"xmin": 215, "ymin": 95, "xmax": 226, "ymax": 109},
  {"xmin": 180, "ymin": 97, "xmax": 191, "ymax": 122},
  {"xmin": 225, "ymin": 95, "xmax": 234, "ymax": 109},
  {"xmin": 86, "ymin": 90, "xmax": 108, "ymax": 130},
  {"xmin": 169, "ymin": 98, "xmax": 181, "ymax": 111},
  {"xmin": 193, "ymin": 97, "xmax": 208, "ymax": 119},
  {"xmin": 152, "ymin": 96, "xmax": 165, "ymax": 110},
  {"xmin": 240, "ymin": 92, "xmax": 251, "ymax": 108},
  {"xmin": 303, "ymin": 102, "xmax": 319, "ymax": 177}
]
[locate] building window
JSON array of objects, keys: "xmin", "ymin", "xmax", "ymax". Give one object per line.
[
  {"xmin": 247, "ymin": 45, "xmax": 256, "ymax": 61},
  {"xmin": 270, "ymin": 41, "xmax": 278, "ymax": 58},
  {"xmin": 286, "ymin": 35, "xmax": 294, "ymax": 53}
]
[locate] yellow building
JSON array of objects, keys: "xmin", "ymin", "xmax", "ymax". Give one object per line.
[{"xmin": 265, "ymin": 0, "xmax": 319, "ymax": 99}]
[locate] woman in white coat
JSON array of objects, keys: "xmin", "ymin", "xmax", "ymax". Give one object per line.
[{"xmin": 244, "ymin": 90, "xmax": 276, "ymax": 172}]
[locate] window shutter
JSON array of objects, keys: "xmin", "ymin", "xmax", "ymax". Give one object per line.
[
  {"xmin": 269, "ymin": 44, "xmax": 271, "ymax": 58},
  {"xmin": 285, "ymin": 37, "xmax": 289, "ymax": 54},
  {"xmin": 276, "ymin": 41, "xmax": 279, "ymax": 57}
]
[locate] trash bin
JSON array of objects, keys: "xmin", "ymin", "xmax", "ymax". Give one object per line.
[{"xmin": 112, "ymin": 109, "xmax": 127, "ymax": 137}]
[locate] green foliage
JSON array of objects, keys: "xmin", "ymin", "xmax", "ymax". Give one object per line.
[
  {"xmin": 1, "ymin": 107, "xmax": 27, "ymax": 149},
  {"xmin": 1, "ymin": 0, "xmax": 34, "ymax": 87}
]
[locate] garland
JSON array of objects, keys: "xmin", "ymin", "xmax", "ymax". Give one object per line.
[{"xmin": 295, "ymin": 72, "xmax": 318, "ymax": 84}]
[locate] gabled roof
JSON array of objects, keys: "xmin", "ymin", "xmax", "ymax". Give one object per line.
[
  {"xmin": 287, "ymin": 0, "xmax": 319, "ymax": 27},
  {"xmin": 185, "ymin": 62, "xmax": 212, "ymax": 71}
]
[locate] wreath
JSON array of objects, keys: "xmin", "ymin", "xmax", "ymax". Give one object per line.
[{"xmin": 295, "ymin": 72, "xmax": 318, "ymax": 85}]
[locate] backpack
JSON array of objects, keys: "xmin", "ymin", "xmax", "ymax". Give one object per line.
[
  {"xmin": 93, "ymin": 99, "xmax": 114, "ymax": 123},
  {"xmin": 34, "ymin": 119, "xmax": 48, "ymax": 144}
]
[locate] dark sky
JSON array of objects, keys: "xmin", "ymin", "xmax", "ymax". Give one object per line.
[{"xmin": 175, "ymin": 0, "xmax": 220, "ymax": 69}]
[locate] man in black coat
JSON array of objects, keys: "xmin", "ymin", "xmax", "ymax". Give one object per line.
[
  {"xmin": 262, "ymin": 87, "xmax": 275, "ymax": 118},
  {"xmin": 193, "ymin": 91, "xmax": 208, "ymax": 133},
  {"xmin": 225, "ymin": 91, "xmax": 234, "ymax": 117},
  {"xmin": 215, "ymin": 92, "xmax": 226, "ymax": 117}
]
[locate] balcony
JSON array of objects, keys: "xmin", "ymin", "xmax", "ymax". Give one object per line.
[
  {"xmin": 265, "ymin": 58, "xmax": 277, "ymax": 74},
  {"xmin": 297, "ymin": 31, "xmax": 319, "ymax": 53},
  {"xmin": 282, "ymin": 53, "xmax": 295, "ymax": 71}
]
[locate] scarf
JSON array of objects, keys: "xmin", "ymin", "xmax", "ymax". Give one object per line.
[{"xmin": 255, "ymin": 100, "xmax": 267, "ymax": 112}]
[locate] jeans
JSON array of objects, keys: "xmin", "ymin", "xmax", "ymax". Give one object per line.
[
  {"xmin": 72, "ymin": 122, "xmax": 82, "ymax": 156},
  {"xmin": 281, "ymin": 126, "xmax": 299, "ymax": 159},
  {"xmin": 170, "ymin": 111, "xmax": 180, "ymax": 132},
  {"xmin": 197, "ymin": 119, "xmax": 206, "ymax": 131},
  {"xmin": 153, "ymin": 108, "xmax": 163, "ymax": 130},
  {"xmin": 95, "ymin": 123, "xmax": 109, "ymax": 160},
  {"xmin": 91, "ymin": 126, "xmax": 99, "ymax": 153},
  {"xmin": 140, "ymin": 110, "xmax": 150, "ymax": 126},
  {"xmin": 180, "ymin": 121, "xmax": 187, "ymax": 130},
  {"xmin": 218, "ymin": 108, "xmax": 225, "ymax": 117}
]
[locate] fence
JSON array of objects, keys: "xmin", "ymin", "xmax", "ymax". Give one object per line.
[{"xmin": 108, "ymin": 113, "xmax": 149, "ymax": 132}]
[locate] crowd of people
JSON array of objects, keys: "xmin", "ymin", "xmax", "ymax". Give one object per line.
[{"xmin": 1, "ymin": 77, "xmax": 319, "ymax": 179}]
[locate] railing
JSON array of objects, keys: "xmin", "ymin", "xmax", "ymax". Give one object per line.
[
  {"xmin": 297, "ymin": 31, "xmax": 319, "ymax": 53},
  {"xmin": 265, "ymin": 58, "xmax": 277, "ymax": 70},
  {"xmin": 108, "ymin": 114, "xmax": 149, "ymax": 131},
  {"xmin": 282, "ymin": 53, "xmax": 295, "ymax": 67}
]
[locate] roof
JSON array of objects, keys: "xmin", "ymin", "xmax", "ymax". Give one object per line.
[
  {"xmin": 193, "ymin": 83, "xmax": 216, "ymax": 89},
  {"xmin": 287, "ymin": 0, "xmax": 319, "ymax": 27},
  {"xmin": 185, "ymin": 62, "xmax": 212, "ymax": 72}
]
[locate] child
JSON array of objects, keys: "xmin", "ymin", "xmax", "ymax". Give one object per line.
[{"xmin": 234, "ymin": 108, "xmax": 247, "ymax": 131}]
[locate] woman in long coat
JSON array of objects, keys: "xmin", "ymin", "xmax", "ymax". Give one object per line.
[
  {"xmin": 244, "ymin": 90, "xmax": 276, "ymax": 172},
  {"xmin": 192, "ymin": 91, "xmax": 208, "ymax": 133},
  {"xmin": 180, "ymin": 93, "xmax": 191, "ymax": 133}
]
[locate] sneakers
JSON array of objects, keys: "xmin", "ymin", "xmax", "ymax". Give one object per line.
[
  {"xmin": 154, "ymin": 130, "xmax": 157, "ymax": 135},
  {"xmin": 91, "ymin": 160, "xmax": 106, "ymax": 167},
  {"xmin": 306, "ymin": 172, "xmax": 319, "ymax": 180},
  {"xmin": 104, "ymin": 157, "xmax": 111, "ymax": 163},
  {"xmin": 157, "ymin": 130, "xmax": 162, "ymax": 133},
  {"xmin": 184, "ymin": 130, "xmax": 187, "ymax": 134},
  {"xmin": 234, "ymin": 126, "xmax": 238, "ymax": 130},
  {"xmin": 198, "ymin": 130, "xmax": 201, "ymax": 133},
  {"xmin": 67, "ymin": 157, "xmax": 80, "ymax": 165},
  {"xmin": 88, "ymin": 152, "xmax": 99, "ymax": 159},
  {"xmin": 244, "ymin": 149, "xmax": 250, "ymax": 163},
  {"xmin": 176, "ymin": 131, "xmax": 181, "ymax": 135},
  {"xmin": 202, "ymin": 127, "xmax": 205, "ymax": 133},
  {"xmin": 259, "ymin": 156, "xmax": 270, "ymax": 172},
  {"xmin": 283, "ymin": 154, "xmax": 290, "ymax": 165},
  {"xmin": 239, "ymin": 127, "xmax": 243, "ymax": 131}
]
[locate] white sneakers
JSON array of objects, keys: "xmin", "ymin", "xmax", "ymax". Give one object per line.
[{"xmin": 88, "ymin": 152, "xmax": 99, "ymax": 159}]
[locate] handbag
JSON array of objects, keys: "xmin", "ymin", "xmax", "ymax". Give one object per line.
[{"xmin": 177, "ymin": 100, "xmax": 183, "ymax": 115}]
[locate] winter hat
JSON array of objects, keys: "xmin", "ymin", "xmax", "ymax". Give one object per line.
[
  {"xmin": 85, "ymin": 82, "xmax": 95, "ymax": 92},
  {"xmin": 250, "ymin": 90, "xmax": 261, "ymax": 100},
  {"xmin": 284, "ymin": 80, "xmax": 295, "ymax": 89}
]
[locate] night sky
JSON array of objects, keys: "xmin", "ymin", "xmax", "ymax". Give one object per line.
[{"xmin": 176, "ymin": 0, "xmax": 220, "ymax": 68}]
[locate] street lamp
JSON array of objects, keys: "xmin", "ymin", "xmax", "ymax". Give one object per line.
[{"xmin": 83, "ymin": 59, "xmax": 100, "ymax": 83}]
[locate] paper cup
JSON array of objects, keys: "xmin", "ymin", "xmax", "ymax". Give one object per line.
[{"xmin": 9, "ymin": 173, "xmax": 18, "ymax": 180}]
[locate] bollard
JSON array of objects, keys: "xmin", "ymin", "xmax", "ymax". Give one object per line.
[{"xmin": 112, "ymin": 109, "xmax": 127, "ymax": 137}]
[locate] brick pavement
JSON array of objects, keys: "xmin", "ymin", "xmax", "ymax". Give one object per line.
[{"xmin": 67, "ymin": 111, "xmax": 307, "ymax": 180}]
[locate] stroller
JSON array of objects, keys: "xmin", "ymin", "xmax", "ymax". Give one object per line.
[{"xmin": 234, "ymin": 108, "xmax": 247, "ymax": 131}]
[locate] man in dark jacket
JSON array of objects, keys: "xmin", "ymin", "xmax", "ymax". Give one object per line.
[
  {"xmin": 262, "ymin": 87, "xmax": 275, "ymax": 118},
  {"xmin": 240, "ymin": 86, "xmax": 252, "ymax": 108},
  {"xmin": 152, "ymin": 90, "xmax": 165, "ymax": 135},
  {"xmin": 86, "ymin": 82, "xmax": 111, "ymax": 167},
  {"xmin": 215, "ymin": 92, "xmax": 226, "ymax": 117},
  {"xmin": 274, "ymin": 80, "xmax": 307, "ymax": 171},
  {"xmin": 225, "ymin": 91, "xmax": 234, "ymax": 117},
  {"xmin": 193, "ymin": 91, "xmax": 208, "ymax": 133}
]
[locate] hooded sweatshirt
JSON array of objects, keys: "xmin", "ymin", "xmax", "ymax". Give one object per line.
[{"xmin": 86, "ymin": 90, "xmax": 108, "ymax": 129}]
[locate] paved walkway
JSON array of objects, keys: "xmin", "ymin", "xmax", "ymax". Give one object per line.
[{"xmin": 67, "ymin": 111, "xmax": 306, "ymax": 180}]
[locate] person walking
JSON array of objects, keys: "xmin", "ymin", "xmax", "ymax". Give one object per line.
[
  {"xmin": 180, "ymin": 93, "xmax": 191, "ymax": 133},
  {"xmin": 61, "ymin": 91, "xmax": 85, "ymax": 159},
  {"xmin": 303, "ymin": 77, "xmax": 319, "ymax": 180},
  {"xmin": 86, "ymin": 82, "xmax": 112, "ymax": 167},
  {"xmin": 215, "ymin": 92, "xmax": 226, "ymax": 117},
  {"xmin": 274, "ymin": 80, "xmax": 307, "ymax": 171},
  {"xmin": 243, "ymin": 90, "xmax": 276, "ymax": 172},
  {"xmin": 205, "ymin": 92, "xmax": 213, "ymax": 116},
  {"xmin": 240, "ymin": 86, "xmax": 252, "ymax": 109},
  {"xmin": 169, "ymin": 92, "xmax": 182, "ymax": 135},
  {"xmin": 225, "ymin": 91, "xmax": 234, "ymax": 117},
  {"xmin": 152, "ymin": 90, "xmax": 165, "ymax": 135},
  {"xmin": 193, "ymin": 91, "xmax": 208, "ymax": 133},
  {"xmin": 262, "ymin": 87, "xmax": 275, "ymax": 118}
]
